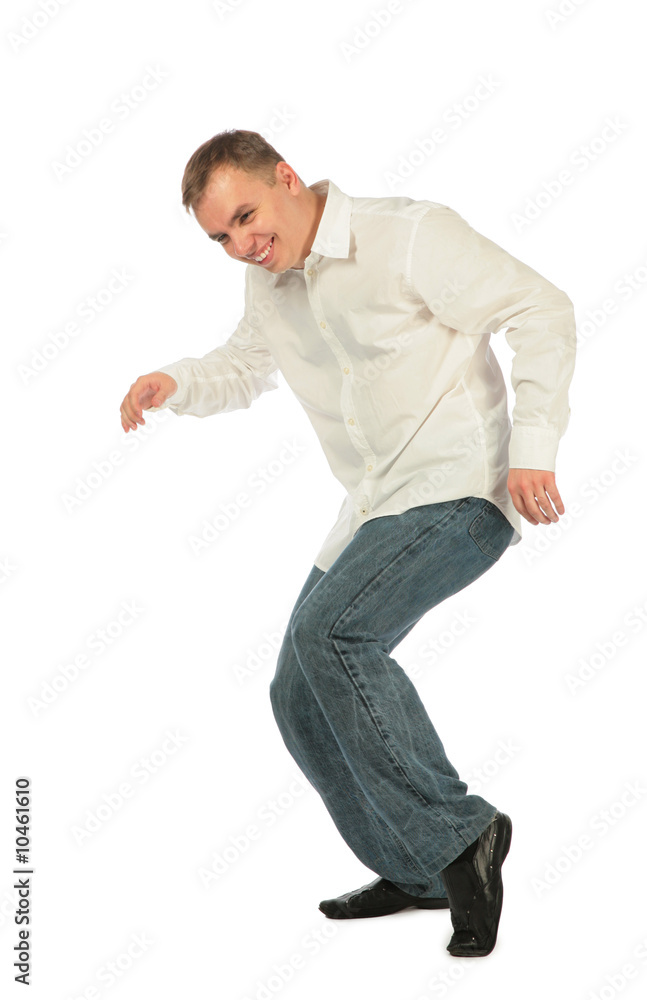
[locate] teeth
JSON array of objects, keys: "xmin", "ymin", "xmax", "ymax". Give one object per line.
[
  {"xmin": 254, "ymin": 237, "xmax": 273, "ymax": 262},
  {"xmin": 255, "ymin": 239, "xmax": 272, "ymax": 261}
]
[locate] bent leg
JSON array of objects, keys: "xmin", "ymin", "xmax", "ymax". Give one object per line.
[
  {"xmin": 271, "ymin": 566, "xmax": 446, "ymax": 896},
  {"xmin": 270, "ymin": 497, "xmax": 514, "ymax": 893}
]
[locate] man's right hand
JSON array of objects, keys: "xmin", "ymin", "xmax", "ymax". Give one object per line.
[{"xmin": 120, "ymin": 372, "xmax": 178, "ymax": 432}]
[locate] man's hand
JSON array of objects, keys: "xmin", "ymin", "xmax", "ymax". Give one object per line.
[
  {"xmin": 507, "ymin": 468, "xmax": 564, "ymax": 525},
  {"xmin": 120, "ymin": 372, "xmax": 178, "ymax": 432}
]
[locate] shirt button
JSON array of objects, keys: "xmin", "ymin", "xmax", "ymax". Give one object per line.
[
  {"xmin": 307, "ymin": 269, "xmax": 314, "ymax": 276},
  {"xmin": 360, "ymin": 507, "xmax": 368, "ymax": 515},
  {"xmin": 320, "ymin": 321, "xmax": 326, "ymax": 328},
  {"xmin": 343, "ymin": 367, "xmax": 349, "ymax": 374},
  {"xmin": 367, "ymin": 464, "xmax": 373, "ymax": 471},
  {"xmin": 348, "ymin": 418, "xmax": 355, "ymax": 425}
]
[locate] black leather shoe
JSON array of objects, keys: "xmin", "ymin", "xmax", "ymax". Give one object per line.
[
  {"xmin": 440, "ymin": 811, "xmax": 512, "ymax": 957},
  {"xmin": 319, "ymin": 877, "xmax": 449, "ymax": 918}
]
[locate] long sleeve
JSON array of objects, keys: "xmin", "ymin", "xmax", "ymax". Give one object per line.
[
  {"xmin": 408, "ymin": 205, "xmax": 576, "ymax": 471},
  {"xmin": 150, "ymin": 266, "xmax": 280, "ymax": 418}
]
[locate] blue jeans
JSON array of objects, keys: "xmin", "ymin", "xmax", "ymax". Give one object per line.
[{"xmin": 269, "ymin": 495, "xmax": 515, "ymax": 898}]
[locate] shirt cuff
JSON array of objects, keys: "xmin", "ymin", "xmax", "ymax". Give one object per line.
[
  {"xmin": 508, "ymin": 424, "xmax": 564, "ymax": 472},
  {"xmin": 146, "ymin": 366, "xmax": 188, "ymax": 412}
]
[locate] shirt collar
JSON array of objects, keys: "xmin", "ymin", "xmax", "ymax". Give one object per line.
[{"xmin": 308, "ymin": 179, "xmax": 351, "ymax": 259}]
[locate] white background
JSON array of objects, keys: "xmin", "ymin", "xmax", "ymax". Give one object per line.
[{"xmin": 2, "ymin": 0, "xmax": 646, "ymax": 997}]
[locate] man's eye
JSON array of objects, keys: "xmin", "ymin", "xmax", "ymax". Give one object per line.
[{"xmin": 216, "ymin": 212, "xmax": 253, "ymax": 244}]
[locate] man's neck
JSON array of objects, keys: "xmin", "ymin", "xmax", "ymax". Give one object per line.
[{"xmin": 290, "ymin": 187, "xmax": 327, "ymax": 269}]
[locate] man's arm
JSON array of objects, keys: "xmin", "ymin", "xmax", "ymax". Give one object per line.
[
  {"xmin": 120, "ymin": 266, "xmax": 279, "ymax": 429},
  {"xmin": 408, "ymin": 204, "xmax": 576, "ymax": 525}
]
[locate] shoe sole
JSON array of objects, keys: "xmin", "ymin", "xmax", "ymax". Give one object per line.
[{"xmin": 319, "ymin": 897, "xmax": 450, "ymax": 919}]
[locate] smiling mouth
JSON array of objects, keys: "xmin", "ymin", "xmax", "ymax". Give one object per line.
[{"xmin": 252, "ymin": 236, "xmax": 274, "ymax": 263}]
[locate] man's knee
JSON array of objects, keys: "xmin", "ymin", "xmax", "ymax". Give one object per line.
[
  {"xmin": 290, "ymin": 602, "xmax": 325, "ymax": 658},
  {"xmin": 268, "ymin": 674, "xmax": 280, "ymax": 708},
  {"xmin": 269, "ymin": 667, "xmax": 290, "ymax": 727},
  {"xmin": 270, "ymin": 630, "xmax": 304, "ymax": 719}
]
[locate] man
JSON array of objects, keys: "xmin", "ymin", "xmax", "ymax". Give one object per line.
[{"xmin": 120, "ymin": 129, "xmax": 576, "ymax": 957}]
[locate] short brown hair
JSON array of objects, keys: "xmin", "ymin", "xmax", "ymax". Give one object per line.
[{"xmin": 181, "ymin": 129, "xmax": 288, "ymax": 215}]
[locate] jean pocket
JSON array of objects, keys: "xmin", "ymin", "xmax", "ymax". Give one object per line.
[{"xmin": 468, "ymin": 501, "xmax": 514, "ymax": 562}]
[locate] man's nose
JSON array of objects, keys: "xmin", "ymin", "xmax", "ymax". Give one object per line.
[{"xmin": 231, "ymin": 237, "xmax": 254, "ymax": 259}]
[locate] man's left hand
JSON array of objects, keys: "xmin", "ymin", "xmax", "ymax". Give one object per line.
[{"xmin": 507, "ymin": 468, "xmax": 564, "ymax": 525}]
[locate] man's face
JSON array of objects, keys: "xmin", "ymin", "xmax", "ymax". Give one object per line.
[{"xmin": 193, "ymin": 163, "xmax": 305, "ymax": 272}]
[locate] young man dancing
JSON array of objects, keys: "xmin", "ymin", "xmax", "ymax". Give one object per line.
[{"xmin": 120, "ymin": 129, "xmax": 576, "ymax": 957}]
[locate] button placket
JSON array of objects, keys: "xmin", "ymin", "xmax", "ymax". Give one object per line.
[
  {"xmin": 306, "ymin": 269, "xmax": 376, "ymax": 518},
  {"xmin": 309, "ymin": 282, "xmax": 375, "ymax": 459}
]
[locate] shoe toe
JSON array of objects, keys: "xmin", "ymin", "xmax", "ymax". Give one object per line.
[
  {"xmin": 318, "ymin": 899, "xmax": 348, "ymax": 918},
  {"xmin": 447, "ymin": 929, "xmax": 477, "ymax": 950},
  {"xmin": 447, "ymin": 936, "xmax": 493, "ymax": 957}
]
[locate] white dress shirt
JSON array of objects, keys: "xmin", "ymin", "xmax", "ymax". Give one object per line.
[{"xmin": 153, "ymin": 178, "xmax": 576, "ymax": 572}]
